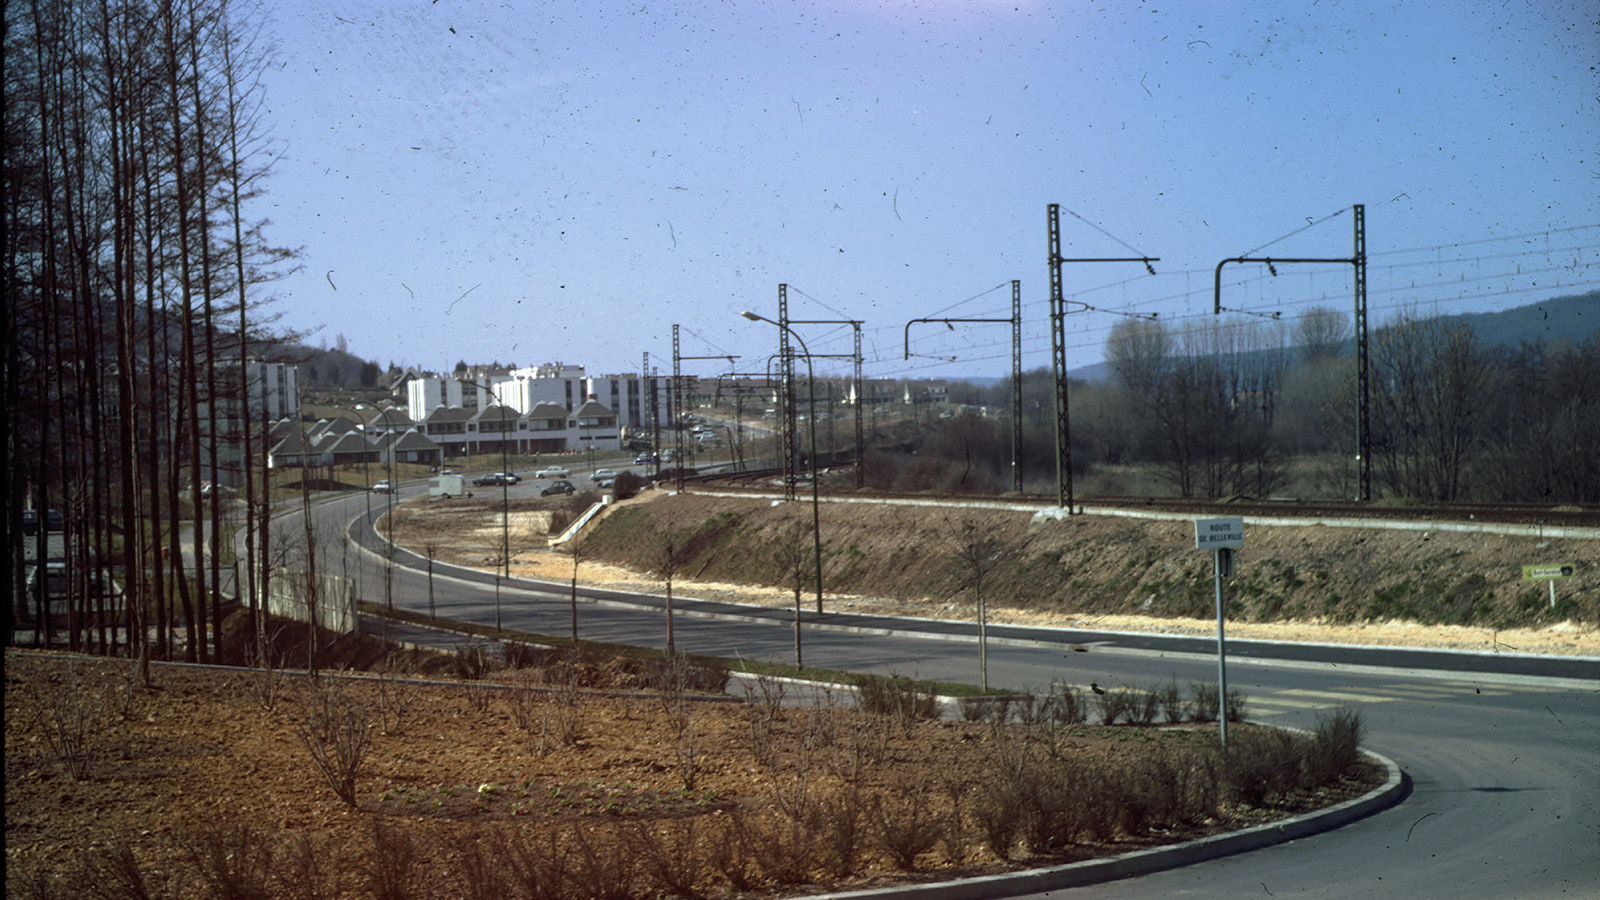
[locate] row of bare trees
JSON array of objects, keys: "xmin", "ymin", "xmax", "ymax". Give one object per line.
[
  {"xmin": 1093, "ymin": 305, "xmax": 1600, "ymax": 502},
  {"xmin": 866, "ymin": 302, "xmax": 1598, "ymax": 503},
  {"xmin": 4, "ymin": 0, "xmax": 295, "ymax": 659}
]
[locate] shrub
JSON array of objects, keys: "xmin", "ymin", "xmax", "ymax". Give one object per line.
[
  {"xmin": 1130, "ymin": 687, "xmax": 1161, "ymax": 725},
  {"xmin": 1304, "ymin": 707, "xmax": 1365, "ymax": 785},
  {"xmin": 1157, "ymin": 677, "xmax": 1188, "ymax": 723},
  {"xmin": 959, "ymin": 695, "xmax": 1011, "ymax": 723},
  {"xmin": 30, "ymin": 664, "xmax": 104, "ymax": 781},
  {"xmin": 1045, "ymin": 682, "xmax": 1087, "ymax": 726},
  {"xmin": 452, "ymin": 637, "xmax": 498, "ymax": 680},
  {"xmin": 274, "ymin": 833, "xmax": 337, "ymax": 900},
  {"xmin": 501, "ymin": 826, "xmax": 574, "ymax": 900},
  {"xmin": 849, "ymin": 673, "xmax": 941, "ymax": 723},
  {"xmin": 1225, "ymin": 729, "xmax": 1305, "ymax": 806},
  {"xmin": 1225, "ymin": 688, "xmax": 1250, "ymax": 722},
  {"xmin": 1191, "ymin": 681, "xmax": 1220, "ymax": 722},
  {"xmin": 364, "ymin": 821, "xmax": 421, "ymax": 900},
  {"xmin": 445, "ymin": 826, "xmax": 513, "ymax": 900},
  {"xmin": 870, "ymin": 787, "xmax": 943, "ymax": 870},
  {"xmin": 180, "ymin": 825, "xmax": 276, "ymax": 900},
  {"xmin": 626, "ymin": 819, "xmax": 710, "ymax": 899},
  {"xmin": 288, "ymin": 677, "xmax": 375, "ymax": 807},
  {"xmin": 1095, "ymin": 687, "xmax": 1134, "ymax": 725},
  {"xmin": 74, "ymin": 841, "xmax": 168, "ymax": 900},
  {"xmin": 613, "ymin": 470, "xmax": 644, "ymax": 499}
]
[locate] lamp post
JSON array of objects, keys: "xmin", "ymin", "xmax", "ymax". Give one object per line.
[
  {"xmin": 740, "ymin": 311, "xmax": 824, "ymax": 617},
  {"xmin": 331, "ymin": 405, "xmax": 374, "ymax": 607},
  {"xmin": 460, "ymin": 378, "xmax": 515, "ymax": 632},
  {"xmin": 374, "ymin": 403, "xmax": 402, "ymax": 623}
]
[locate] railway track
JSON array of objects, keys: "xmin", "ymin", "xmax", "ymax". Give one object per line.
[{"xmin": 690, "ymin": 468, "xmax": 1600, "ymax": 529}]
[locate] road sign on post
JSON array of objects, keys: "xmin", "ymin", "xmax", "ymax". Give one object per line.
[
  {"xmin": 1522, "ymin": 563, "xmax": 1576, "ymax": 609},
  {"xmin": 1195, "ymin": 517, "xmax": 1245, "ymax": 752},
  {"xmin": 1195, "ymin": 516, "xmax": 1245, "ymax": 549}
]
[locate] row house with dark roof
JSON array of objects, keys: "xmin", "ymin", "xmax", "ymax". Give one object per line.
[{"xmin": 267, "ymin": 414, "xmax": 443, "ymax": 470}]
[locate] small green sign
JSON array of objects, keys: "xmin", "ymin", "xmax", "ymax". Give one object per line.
[{"xmin": 1522, "ymin": 564, "xmax": 1576, "ymax": 581}]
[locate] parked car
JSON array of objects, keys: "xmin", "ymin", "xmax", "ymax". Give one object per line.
[
  {"xmin": 589, "ymin": 468, "xmax": 617, "ymax": 482},
  {"xmin": 22, "ymin": 509, "xmax": 64, "ymax": 534},
  {"xmin": 535, "ymin": 465, "xmax": 571, "ymax": 479},
  {"xmin": 594, "ymin": 476, "xmax": 615, "ymax": 489},
  {"xmin": 20, "ymin": 563, "xmax": 125, "ymax": 625},
  {"xmin": 370, "ymin": 480, "xmax": 396, "ymax": 493},
  {"xmin": 540, "ymin": 479, "xmax": 576, "ymax": 497}
]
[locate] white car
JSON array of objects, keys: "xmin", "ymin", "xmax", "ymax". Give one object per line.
[
  {"xmin": 589, "ymin": 468, "xmax": 618, "ymax": 482},
  {"xmin": 535, "ymin": 465, "xmax": 571, "ymax": 479},
  {"xmin": 370, "ymin": 480, "xmax": 396, "ymax": 493}
]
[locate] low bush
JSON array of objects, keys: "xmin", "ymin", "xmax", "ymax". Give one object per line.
[
  {"xmin": 29, "ymin": 663, "xmax": 104, "ymax": 781},
  {"xmin": 1304, "ymin": 707, "xmax": 1366, "ymax": 785},
  {"xmin": 849, "ymin": 673, "xmax": 941, "ymax": 722},
  {"xmin": 287, "ymin": 676, "xmax": 375, "ymax": 807},
  {"xmin": 1191, "ymin": 681, "xmax": 1220, "ymax": 722},
  {"xmin": 1157, "ymin": 677, "xmax": 1188, "ymax": 724},
  {"xmin": 613, "ymin": 470, "xmax": 645, "ymax": 500},
  {"xmin": 180, "ymin": 824, "xmax": 277, "ymax": 900},
  {"xmin": 1225, "ymin": 728, "xmax": 1306, "ymax": 806}
]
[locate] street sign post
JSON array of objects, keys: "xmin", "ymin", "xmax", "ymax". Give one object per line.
[
  {"xmin": 1195, "ymin": 517, "xmax": 1245, "ymax": 751},
  {"xmin": 1522, "ymin": 563, "xmax": 1576, "ymax": 608}
]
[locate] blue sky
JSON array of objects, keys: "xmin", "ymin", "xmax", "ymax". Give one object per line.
[{"xmin": 258, "ymin": 0, "xmax": 1599, "ymax": 382}]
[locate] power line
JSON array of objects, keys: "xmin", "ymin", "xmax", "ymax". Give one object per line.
[
  {"xmin": 1369, "ymin": 223, "xmax": 1600, "ymax": 259},
  {"xmin": 787, "ymin": 285, "xmax": 856, "ymax": 322},
  {"xmin": 1237, "ymin": 206, "xmax": 1350, "ymax": 257},
  {"xmin": 924, "ymin": 281, "xmax": 1010, "ymax": 319},
  {"xmin": 1060, "ymin": 207, "xmax": 1154, "ymax": 258}
]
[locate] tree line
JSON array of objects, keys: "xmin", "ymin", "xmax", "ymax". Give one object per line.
[
  {"xmin": 4, "ymin": 0, "xmax": 294, "ymax": 659},
  {"xmin": 867, "ymin": 302, "xmax": 1600, "ymax": 504}
]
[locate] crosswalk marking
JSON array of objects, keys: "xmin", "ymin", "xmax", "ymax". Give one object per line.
[
  {"xmin": 1241, "ymin": 681, "xmax": 1529, "ymax": 717},
  {"xmin": 1275, "ymin": 688, "xmax": 1406, "ymax": 704},
  {"xmin": 1033, "ymin": 681, "xmax": 1536, "ymax": 720}
]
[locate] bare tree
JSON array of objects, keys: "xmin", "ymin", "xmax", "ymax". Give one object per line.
[
  {"xmin": 1294, "ymin": 305, "xmax": 1352, "ymax": 363},
  {"xmin": 769, "ymin": 524, "xmax": 811, "ymax": 666},
  {"xmin": 562, "ymin": 536, "xmax": 584, "ymax": 644},
  {"xmin": 948, "ymin": 518, "xmax": 1022, "ymax": 691},
  {"xmin": 1366, "ymin": 311, "xmax": 1487, "ymax": 500},
  {"xmin": 649, "ymin": 524, "xmax": 686, "ymax": 654}
]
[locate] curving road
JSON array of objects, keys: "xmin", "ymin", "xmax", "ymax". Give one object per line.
[{"xmin": 294, "ymin": 487, "xmax": 1598, "ymax": 899}]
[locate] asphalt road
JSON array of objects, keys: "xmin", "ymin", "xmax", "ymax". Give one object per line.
[{"xmin": 306, "ymin": 488, "xmax": 1598, "ymax": 900}]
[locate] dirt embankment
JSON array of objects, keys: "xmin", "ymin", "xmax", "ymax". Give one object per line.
[{"xmin": 386, "ymin": 489, "xmax": 1599, "ymax": 656}]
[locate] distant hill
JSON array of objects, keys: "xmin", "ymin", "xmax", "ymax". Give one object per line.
[
  {"xmin": 1439, "ymin": 291, "xmax": 1598, "ymax": 349},
  {"xmin": 952, "ymin": 293, "xmax": 1597, "ymax": 387},
  {"xmin": 277, "ymin": 342, "xmax": 385, "ymax": 390}
]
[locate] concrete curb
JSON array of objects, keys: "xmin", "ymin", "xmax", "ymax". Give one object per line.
[{"xmin": 799, "ymin": 749, "xmax": 1409, "ymax": 900}]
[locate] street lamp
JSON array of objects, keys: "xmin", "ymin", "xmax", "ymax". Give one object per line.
[
  {"xmin": 740, "ymin": 311, "xmax": 824, "ymax": 619},
  {"xmin": 460, "ymin": 378, "xmax": 515, "ymax": 633},
  {"xmin": 373, "ymin": 403, "xmax": 404, "ymax": 622},
  {"xmin": 331, "ymin": 405, "xmax": 375, "ymax": 607}
]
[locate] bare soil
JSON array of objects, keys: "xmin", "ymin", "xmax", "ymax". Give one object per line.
[
  {"xmin": 6, "ymin": 650, "xmax": 1381, "ymax": 899},
  {"xmin": 388, "ymin": 488, "xmax": 1599, "ymax": 657}
]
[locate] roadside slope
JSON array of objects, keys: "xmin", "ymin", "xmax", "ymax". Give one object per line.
[{"xmin": 557, "ymin": 491, "xmax": 1598, "ymax": 655}]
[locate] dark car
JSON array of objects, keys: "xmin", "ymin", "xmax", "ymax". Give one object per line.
[
  {"xmin": 22, "ymin": 509, "xmax": 64, "ymax": 535},
  {"xmin": 472, "ymin": 472, "xmax": 521, "ymax": 487},
  {"xmin": 20, "ymin": 563, "xmax": 125, "ymax": 625},
  {"xmin": 540, "ymin": 479, "xmax": 575, "ymax": 497}
]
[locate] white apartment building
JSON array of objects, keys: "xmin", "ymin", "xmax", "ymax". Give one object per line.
[
  {"xmin": 201, "ymin": 359, "xmax": 300, "ymax": 486},
  {"xmin": 401, "ymin": 362, "xmax": 676, "ymax": 457}
]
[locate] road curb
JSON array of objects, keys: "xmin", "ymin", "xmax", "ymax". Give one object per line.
[{"xmin": 798, "ymin": 749, "xmax": 1410, "ymax": 900}]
